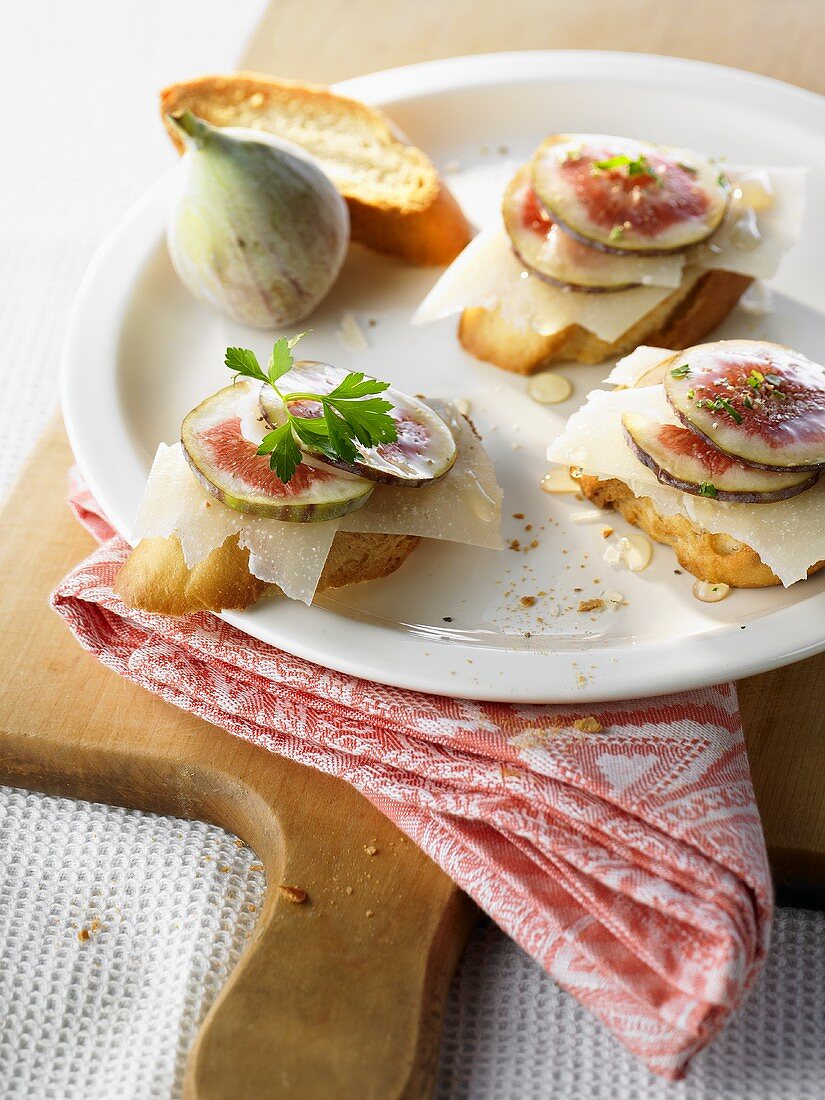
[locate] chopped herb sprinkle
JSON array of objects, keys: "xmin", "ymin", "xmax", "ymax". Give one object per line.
[
  {"xmin": 670, "ymin": 364, "xmax": 691, "ymax": 379},
  {"xmin": 698, "ymin": 482, "xmax": 719, "ymax": 498}
]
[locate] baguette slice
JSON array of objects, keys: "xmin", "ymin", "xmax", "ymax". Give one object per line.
[
  {"xmin": 579, "ymin": 474, "xmax": 825, "ymax": 588},
  {"xmin": 115, "ymin": 530, "xmax": 420, "ymax": 617},
  {"xmin": 459, "ymin": 270, "xmax": 753, "ymax": 374},
  {"xmin": 160, "ymin": 73, "xmax": 472, "ymax": 266}
]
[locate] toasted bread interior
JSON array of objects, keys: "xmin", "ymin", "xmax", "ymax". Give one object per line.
[
  {"xmin": 115, "ymin": 530, "xmax": 420, "ymax": 617},
  {"xmin": 459, "ymin": 270, "xmax": 753, "ymax": 374},
  {"xmin": 578, "ymin": 474, "xmax": 825, "ymax": 588}
]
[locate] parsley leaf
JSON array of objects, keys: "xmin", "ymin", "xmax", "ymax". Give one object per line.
[
  {"xmin": 593, "ymin": 153, "xmax": 660, "ymax": 184},
  {"xmin": 698, "ymin": 482, "xmax": 718, "ymax": 498},
  {"xmin": 257, "ymin": 423, "xmax": 303, "ymax": 484},
  {"xmin": 670, "ymin": 363, "xmax": 691, "ymax": 379},
  {"xmin": 225, "ymin": 347, "xmax": 267, "ymax": 382},
  {"xmin": 225, "ymin": 332, "xmax": 398, "ymax": 484}
]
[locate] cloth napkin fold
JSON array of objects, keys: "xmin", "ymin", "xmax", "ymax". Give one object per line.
[{"xmin": 52, "ymin": 472, "xmax": 772, "ymax": 1080}]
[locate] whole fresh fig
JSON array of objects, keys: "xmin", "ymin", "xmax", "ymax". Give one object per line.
[{"xmin": 166, "ymin": 111, "xmax": 349, "ymax": 328}]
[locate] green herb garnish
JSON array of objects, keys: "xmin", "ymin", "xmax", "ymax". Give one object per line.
[
  {"xmin": 593, "ymin": 153, "xmax": 660, "ymax": 184},
  {"xmin": 715, "ymin": 397, "xmax": 743, "ymax": 424},
  {"xmin": 670, "ymin": 363, "xmax": 691, "ymax": 379},
  {"xmin": 225, "ymin": 333, "xmax": 397, "ymax": 484},
  {"xmin": 678, "ymin": 162, "xmax": 698, "ymax": 175},
  {"xmin": 608, "ymin": 224, "xmax": 625, "ymax": 242},
  {"xmin": 687, "ymin": 389, "xmax": 695, "ymax": 399},
  {"xmin": 698, "ymin": 482, "xmax": 719, "ymax": 498}
]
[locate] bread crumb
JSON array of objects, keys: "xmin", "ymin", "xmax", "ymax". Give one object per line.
[
  {"xmin": 366, "ymin": 909, "xmax": 375, "ymax": 919},
  {"xmin": 249, "ymin": 863, "xmax": 264, "ymax": 873},
  {"xmin": 573, "ymin": 716, "xmax": 603, "ymax": 733},
  {"xmin": 77, "ymin": 928, "xmax": 90, "ymax": 942},
  {"xmin": 234, "ymin": 838, "xmax": 246, "ymax": 848},
  {"xmin": 578, "ymin": 598, "xmax": 605, "ymax": 613},
  {"xmin": 345, "ymin": 886, "xmax": 353, "ymax": 895},
  {"xmin": 364, "ymin": 844, "xmax": 379, "ymax": 856},
  {"xmin": 278, "ymin": 884, "xmax": 308, "ymax": 904},
  {"xmin": 247, "ymin": 904, "xmax": 257, "ymax": 914},
  {"xmin": 512, "ymin": 512, "xmax": 525, "ymax": 519},
  {"xmin": 601, "ymin": 527, "xmax": 614, "ymax": 538},
  {"xmin": 219, "ymin": 866, "xmax": 230, "ymax": 873},
  {"xmin": 519, "ymin": 595, "xmax": 537, "ymax": 608}
]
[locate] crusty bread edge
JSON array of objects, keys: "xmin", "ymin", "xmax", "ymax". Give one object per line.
[
  {"xmin": 114, "ymin": 530, "xmax": 420, "ymax": 617},
  {"xmin": 159, "ymin": 72, "xmax": 472, "ymax": 266},
  {"xmin": 459, "ymin": 270, "xmax": 753, "ymax": 374},
  {"xmin": 578, "ymin": 473, "xmax": 825, "ymax": 588}
]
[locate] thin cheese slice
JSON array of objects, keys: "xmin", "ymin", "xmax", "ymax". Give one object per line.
[
  {"xmin": 690, "ymin": 166, "xmax": 807, "ymax": 280},
  {"xmin": 546, "ymin": 384, "xmax": 825, "ymax": 586},
  {"xmin": 340, "ymin": 401, "xmax": 504, "ymax": 548},
  {"xmin": 132, "ymin": 403, "xmax": 503, "ymax": 604},
  {"xmin": 604, "ymin": 345, "xmax": 673, "ymax": 386},
  {"xmin": 133, "ymin": 442, "xmax": 340, "ymax": 604},
  {"xmin": 413, "ymin": 164, "xmax": 805, "ymax": 344},
  {"xmin": 412, "ymin": 224, "xmax": 678, "ymax": 342}
]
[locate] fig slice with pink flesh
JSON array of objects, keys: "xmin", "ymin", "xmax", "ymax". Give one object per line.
[
  {"xmin": 622, "ymin": 411, "xmax": 819, "ymax": 503},
  {"xmin": 181, "ymin": 379, "xmax": 375, "ymax": 521},
  {"xmin": 502, "ymin": 166, "xmax": 684, "ymax": 292},
  {"xmin": 531, "ymin": 134, "xmax": 728, "ymax": 255},
  {"xmin": 665, "ymin": 340, "xmax": 825, "ymax": 471},
  {"xmin": 259, "ymin": 360, "xmax": 456, "ymax": 487}
]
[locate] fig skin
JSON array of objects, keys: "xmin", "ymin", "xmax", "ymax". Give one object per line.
[
  {"xmin": 167, "ymin": 111, "xmax": 349, "ymax": 328},
  {"xmin": 664, "ymin": 340, "xmax": 825, "ymax": 472},
  {"xmin": 259, "ymin": 361, "xmax": 457, "ymax": 487},
  {"xmin": 622, "ymin": 412, "xmax": 820, "ymax": 504},
  {"xmin": 531, "ymin": 134, "xmax": 728, "ymax": 256},
  {"xmin": 181, "ymin": 381, "xmax": 375, "ymax": 522}
]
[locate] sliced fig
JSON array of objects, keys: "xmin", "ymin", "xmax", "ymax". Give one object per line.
[
  {"xmin": 664, "ymin": 340, "xmax": 825, "ymax": 471},
  {"xmin": 181, "ymin": 380, "xmax": 374, "ymax": 521},
  {"xmin": 531, "ymin": 134, "xmax": 728, "ymax": 255},
  {"xmin": 622, "ymin": 411, "xmax": 819, "ymax": 503},
  {"xmin": 502, "ymin": 166, "xmax": 684, "ymax": 291},
  {"xmin": 259, "ymin": 360, "xmax": 457, "ymax": 486}
]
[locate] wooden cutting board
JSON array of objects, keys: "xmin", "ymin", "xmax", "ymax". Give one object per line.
[{"xmin": 0, "ymin": 419, "xmax": 478, "ymax": 1100}]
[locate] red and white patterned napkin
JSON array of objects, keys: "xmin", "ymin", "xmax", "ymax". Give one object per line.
[{"xmin": 52, "ymin": 472, "xmax": 772, "ymax": 1079}]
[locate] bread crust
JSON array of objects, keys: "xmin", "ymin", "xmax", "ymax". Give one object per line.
[
  {"xmin": 578, "ymin": 474, "xmax": 825, "ymax": 588},
  {"xmin": 458, "ymin": 270, "xmax": 753, "ymax": 374},
  {"xmin": 160, "ymin": 72, "xmax": 471, "ymax": 266},
  {"xmin": 114, "ymin": 530, "xmax": 420, "ymax": 617}
]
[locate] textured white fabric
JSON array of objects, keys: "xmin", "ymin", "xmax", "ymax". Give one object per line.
[
  {"xmin": 0, "ymin": 1, "xmax": 823, "ymax": 1097},
  {"xmin": 0, "ymin": 789, "xmax": 266, "ymax": 1100},
  {"xmin": 440, "ymin": 913, "xmax": 825, "ymax": 1099}
]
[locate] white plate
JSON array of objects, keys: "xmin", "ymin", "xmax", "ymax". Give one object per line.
[{"xmin": 62, "ymin": 51, "xmax": 825, "ymax": 702}]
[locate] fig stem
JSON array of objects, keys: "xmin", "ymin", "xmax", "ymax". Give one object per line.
[{"xmin": 167, "ymin": 109, "xmax": 211, "ymax": 149}]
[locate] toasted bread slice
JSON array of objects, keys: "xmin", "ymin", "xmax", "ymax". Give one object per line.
[
  {"xmin": 160, "ymin": 73, "xmax": 472, "ymax": 266},
  {"xmin": 578, "ymin": 474, "xmax": 825, "ymax": 588},
  {"xmin": 459, "ymin": 270, "xmax": 753, "ymax": 374},
  {"xmin": 115, "ymin": 530, "xmax": 420, "ymax": 617}
]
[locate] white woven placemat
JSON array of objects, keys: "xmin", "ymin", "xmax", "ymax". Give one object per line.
[{"xmin": 0, "ymin": 2, "xmax": 823, "ymax": 1097}]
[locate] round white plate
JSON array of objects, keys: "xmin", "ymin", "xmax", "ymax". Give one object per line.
[{"xmin": 62, "ymin": 50, "xmax": 825, "ymax": 702}]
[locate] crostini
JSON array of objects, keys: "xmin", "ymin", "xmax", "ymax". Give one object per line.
[
  {"xmin": 115, "ymin": 338, "xmax": 503, "ymax": 616},
  {"xmin": 414, "ymin": 134, "xmax": 805, "ymax": 373},
  {"xmin": 546, "ymin": 340, "xmax": 825, "ymax": 588}
]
